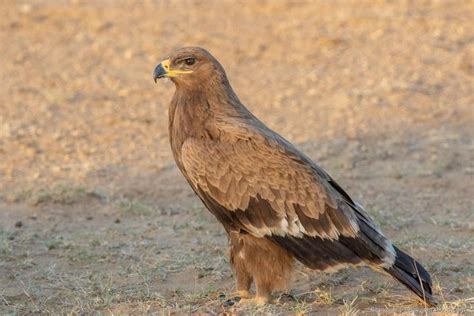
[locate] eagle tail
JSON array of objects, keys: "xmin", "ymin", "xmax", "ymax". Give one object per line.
[{"xmin": 384, "ymin": 245, "xmax": 437, "ymax": 306}]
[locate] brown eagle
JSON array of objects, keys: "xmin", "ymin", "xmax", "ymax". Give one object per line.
[{"xmin": 153, "ymin": 47, "xmax": 436, "ymax": 305}]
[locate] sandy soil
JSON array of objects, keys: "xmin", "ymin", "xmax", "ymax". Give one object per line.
[{"xmin": 1, "ymin": 0, "xmax": 473, "ymax": 314}]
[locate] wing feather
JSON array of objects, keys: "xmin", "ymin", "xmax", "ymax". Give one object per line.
[{"xmin": 181, "ymin": 135, "xmax": 359, "ymax": 239}]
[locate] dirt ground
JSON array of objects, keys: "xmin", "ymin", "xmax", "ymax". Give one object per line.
[{"xmin": 1, "ymin": 0, "xmax": 473, "ymax": 314}]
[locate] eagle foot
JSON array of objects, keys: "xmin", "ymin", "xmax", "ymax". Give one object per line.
[
  {"xmin": 223, "ymin": 295, "xmax": 270, "ymax": 307},
  {"xmin": 222, "ymin": 291, "xmax": 250, "ymax": 307},
  {"xmin": 238, "ymin": 296, "xmax": 270, "ymax": 305}
]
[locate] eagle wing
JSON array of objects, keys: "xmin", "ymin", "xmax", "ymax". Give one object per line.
[{"xmin": 180, "ymin": 123, "xmax": 394, "ymax": 270}]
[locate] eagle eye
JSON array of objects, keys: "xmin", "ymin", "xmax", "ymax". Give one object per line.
[{"xmin": 184, "ymin": 57, "xmax": 196, "ymax": 66}]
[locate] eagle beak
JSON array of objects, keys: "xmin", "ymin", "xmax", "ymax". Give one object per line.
[
  {"xmin": 153, "ymin": 60, "xmax": 168, "ymax": 83},
  {"xmin": 153, "ymin": 59, "xmax": 193, "ymax": 83}
]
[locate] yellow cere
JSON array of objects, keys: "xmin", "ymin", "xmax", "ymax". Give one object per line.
[{"xmin": 161, "ymin": 59, "xmax": 193, "ymax": 77}]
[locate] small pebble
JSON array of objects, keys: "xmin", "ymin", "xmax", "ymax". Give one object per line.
[
  {"xmin": 114, "ymin": 218, "xmax": 121, "ymax": 223},
  {"xmin": 86, "ymin": 216, "xmax": 93, "ymax": 220},
  {"xmin": 15, "ymin": 221, "xmax": 22, "ymax": 228}
]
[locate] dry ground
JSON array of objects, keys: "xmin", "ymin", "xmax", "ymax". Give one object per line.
[{"xmin": 1, "ymin": 0, "xmax": 473, "ymax": 314}]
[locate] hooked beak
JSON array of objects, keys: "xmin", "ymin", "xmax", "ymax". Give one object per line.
[
  {"xmin": 153, "ymin": 64, "xmax": 165, "ymax": 83},
  {"xmin": 153, "ymin": 60, "xmax": 168, "ymax": 83},
  {"xmin": 153, "ymin": 59, "xmax": 193, "ymax": 83}
]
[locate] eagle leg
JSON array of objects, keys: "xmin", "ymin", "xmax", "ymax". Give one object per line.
[
  {"xmin": 235, "ymin": 268, "xmax": 253, "ymax": 295},
  {"xmin": 229, "ymin": 231, "xmax": 254, "ymax": 295},
  {"xmin": 229, "ymin": 231, "xmax": 293, "ymax": 304}
]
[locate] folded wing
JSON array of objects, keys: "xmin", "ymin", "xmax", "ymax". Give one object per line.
[{"xmin": 181, "ymin": 127, "xmax": 395, "ymax": 270}]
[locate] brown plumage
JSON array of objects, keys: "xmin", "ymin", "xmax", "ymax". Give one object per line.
[{"xmin": 153, "ymin": 47, "xmax": 437, "ymax": 305}]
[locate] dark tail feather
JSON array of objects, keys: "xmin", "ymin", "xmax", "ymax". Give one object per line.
[{"xmin": 385, "ymin": 245, "xmax": 437, "ymax": 306}]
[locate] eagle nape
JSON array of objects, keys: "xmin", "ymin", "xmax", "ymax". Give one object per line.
[{"xmin": 153, "ymin": 47, "xmax": 437, "ymax": 307}]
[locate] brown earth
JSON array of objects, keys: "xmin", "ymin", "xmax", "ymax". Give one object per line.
[{"xmin": 0, "ymin": 0, "xmax": 473, "ymax": 314}]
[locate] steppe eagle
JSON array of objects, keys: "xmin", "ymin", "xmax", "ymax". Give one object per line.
[{"xmin": 153, "ymin": 47, "xmax": 436, "ymax": 306}]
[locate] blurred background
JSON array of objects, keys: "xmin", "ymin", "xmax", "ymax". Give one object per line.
[{"xmin": 1, "ymin": 0, "xmax": 473, "ymax": 314}]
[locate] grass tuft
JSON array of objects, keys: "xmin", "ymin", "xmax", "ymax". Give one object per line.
[
  {"xmin": 340, "ymin": 296, "xmax": 359, "ymax": 316},
  {"xmin": 0, "ymin": 228, "xmax": 13, "ymax": 254},
  {"xmin": 117, "ymin": 198, "xmax": 154, "ymax": 216},
  {"xmin": 32, "ymin": 185, "xmax": 87, "ymax": 205}
]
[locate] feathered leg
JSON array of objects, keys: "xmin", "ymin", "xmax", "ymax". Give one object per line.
[
  {"xmin": 230, "ymin": 233, "xmax": 293, "ymax": 304},
  {"xmin": 229, "ymin": 232, "xmax": 253, "ymax": 299}
]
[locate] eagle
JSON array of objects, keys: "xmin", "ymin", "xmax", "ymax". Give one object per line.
[{"xmin": 153, "ymin": 47, "xmax": 436, "ymax": 306}]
